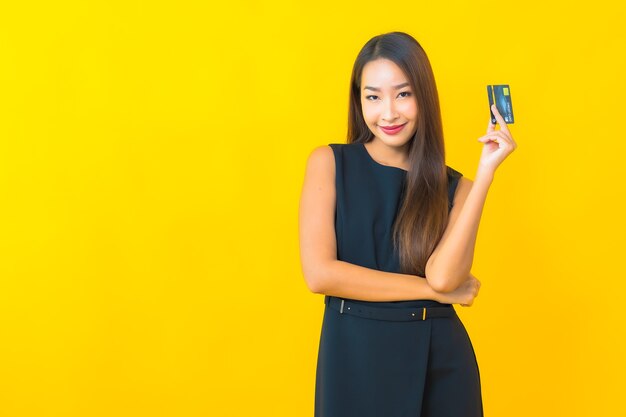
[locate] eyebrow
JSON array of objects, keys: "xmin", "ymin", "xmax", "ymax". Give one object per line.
[{"xmin": 363, "ymin": 82, "xmax": 410, "ymax": 92}]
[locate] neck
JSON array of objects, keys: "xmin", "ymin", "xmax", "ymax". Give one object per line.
[{"xmin": 365, "ymin": 140, "xmax": 409, "ymax": 168}]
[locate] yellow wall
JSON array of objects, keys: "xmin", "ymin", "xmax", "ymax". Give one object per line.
[{"xmin": 1, "ymin": 1, "xmax": 624, "ymax": 415}]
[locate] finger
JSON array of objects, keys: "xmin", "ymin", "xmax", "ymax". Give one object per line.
[
  {"xmin": 490, "ymin": 104, "xmax": 510, "ymax": 134},
  {"xmin": 491, "ymin": 131, "xmax": 514, "ymax": 145},
  {"xmin": 478, "ymin": 131, "xmax": 511, "ymax": 144},
  {"xmin": 487, "ymin": 117, "xmax": 495, "ymax": 134},
  {"xmin": 477, "ymin": 132, "xmax": 504, "ymax": 143},
  {"xmin": 490, "ymin": 124, "xmax": 513, "ymax": 142},
  {"xmin": 483, "ymin": 124, "xmax": 513, "ymax": 141}
]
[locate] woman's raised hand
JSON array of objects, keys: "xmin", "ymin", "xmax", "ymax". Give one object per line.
[{"xmin": 476, "ymin": 104, "xmax": 517, "ymax": 178}]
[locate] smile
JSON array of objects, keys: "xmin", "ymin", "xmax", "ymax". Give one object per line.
[{"xmin": 379, "ymin": 123, "xmax": 407, "ymax": 135}]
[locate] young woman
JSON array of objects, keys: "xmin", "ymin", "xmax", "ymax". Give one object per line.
[{"xmin": 299, "ymin": 31, "xmax": 516, "ymax": 417}]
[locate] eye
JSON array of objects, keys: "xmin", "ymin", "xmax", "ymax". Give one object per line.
[{"xmin": 364, "ymin": 92, "xmax": 411, "ymax": 101}]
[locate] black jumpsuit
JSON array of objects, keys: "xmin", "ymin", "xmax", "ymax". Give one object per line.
[{"xmin": 314, "ymin": 142, "xmax": 484, "ymax": 417}]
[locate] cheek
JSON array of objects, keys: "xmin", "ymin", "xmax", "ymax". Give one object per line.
[
  {"xmin": 361, "ymin": 104, "xmax": 378, "ymax": 124},
  {"xmin": 400, "ymin": 101, "xmax": 418, "ymax": 118}
]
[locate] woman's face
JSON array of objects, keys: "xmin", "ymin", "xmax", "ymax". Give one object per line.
[{"xmin": 360, "ymin": 58, "xmax": 418, "ymax": 148}]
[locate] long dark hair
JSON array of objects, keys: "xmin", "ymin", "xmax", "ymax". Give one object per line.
[{"xmin": 347, "ymin": 31, "xmax": 450, "ymax": 277}]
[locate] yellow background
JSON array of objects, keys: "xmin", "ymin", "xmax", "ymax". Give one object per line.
[{"xmin": 1, "ymin": 1, "xmax": 625, "ymax": 415}]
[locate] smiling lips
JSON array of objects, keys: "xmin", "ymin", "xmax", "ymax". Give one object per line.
[{"xmin": 379, "ymin": 123, "xmax": 407, "ymax": 135}]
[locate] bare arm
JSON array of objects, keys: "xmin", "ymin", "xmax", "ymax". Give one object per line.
[
  {"xmin": 315, "ymin": 260, "xmax": 442, "ymax": 302},
  {"xmin": 424, "ymin": 173, "xmax": 492, "ymax": 293},
  {"xmin": 425, "ymin": 102, "xmax": 517, "ymax": 293},
  {"xmin": 299, "ymin": 145, "xmax": 442, "ymax": 302}
]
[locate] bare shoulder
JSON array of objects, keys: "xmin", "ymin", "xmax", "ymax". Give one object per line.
[
  {"xmin": 302, "ymin": 145, "xmax": 336, "ymax": 192},
  {"xmin": 306, "ymin": 145, "xmax": 335, "ymax": 173},
  {"xmin": 450, "ymin": 177, "xmax": 474, "ymax": 214},
  {"xmin": 301, "ymin": 144, "xmax": 336, "ymax": 206},
  {"xmin": 443, "ymin": 176, "xmax": 472, "ymax": 230},
  {"xmin": 453, "ymin": 176, "xmax": 473, "ymax": 207}
]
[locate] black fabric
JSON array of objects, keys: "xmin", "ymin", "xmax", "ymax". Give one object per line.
[
  {"xmin": 330, "ymin": 141, "xmax": 463, "ymax": 278},
  {"xmin": 314, "ymin": 142, "xmax": 483, "ymax": 417}
]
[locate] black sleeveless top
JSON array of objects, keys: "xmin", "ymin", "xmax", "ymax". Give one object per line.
[{"xmin": 328, "ymin": 142, "xmax": 462, "ymax": 305}]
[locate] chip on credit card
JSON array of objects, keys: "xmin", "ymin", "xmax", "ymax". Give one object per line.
[{"xmin": 487, "ymin": 84, "xmax": 514, "ymax": 124}]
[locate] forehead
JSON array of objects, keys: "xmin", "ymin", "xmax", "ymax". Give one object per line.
[{"xmin": 361, "ymin": 59, "xmax": 408, "ymax": 87}]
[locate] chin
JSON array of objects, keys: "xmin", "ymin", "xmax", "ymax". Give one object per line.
[{"xmin": 378, "ymin": 137, "xmax": 410, "ymax": 147}]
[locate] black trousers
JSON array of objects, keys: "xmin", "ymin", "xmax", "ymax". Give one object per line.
[{"xmin": 315, "ymin": 296, "xmax": 484, "ymax": 417}]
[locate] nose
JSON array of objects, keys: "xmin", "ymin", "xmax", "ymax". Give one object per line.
[{"xmin": 382, "ymin": 98, "xmax": 399, "ymax": 121}]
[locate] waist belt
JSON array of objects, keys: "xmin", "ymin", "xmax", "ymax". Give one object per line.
[{"xmin": 325, "ymin": 296, "xmax": 457, "ymax": 322}]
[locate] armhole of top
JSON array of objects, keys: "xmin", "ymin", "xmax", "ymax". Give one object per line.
[
  {"xmin": 327, "ymin": 144, "xmax": 341, "ymax": 182},
  {"xmin": 327, "ymin": 143, "xmax": 343, "ymax": 260},
  {"xmin": 446, "ymin": 166, "xmax": 463, "ymax": 210}
]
